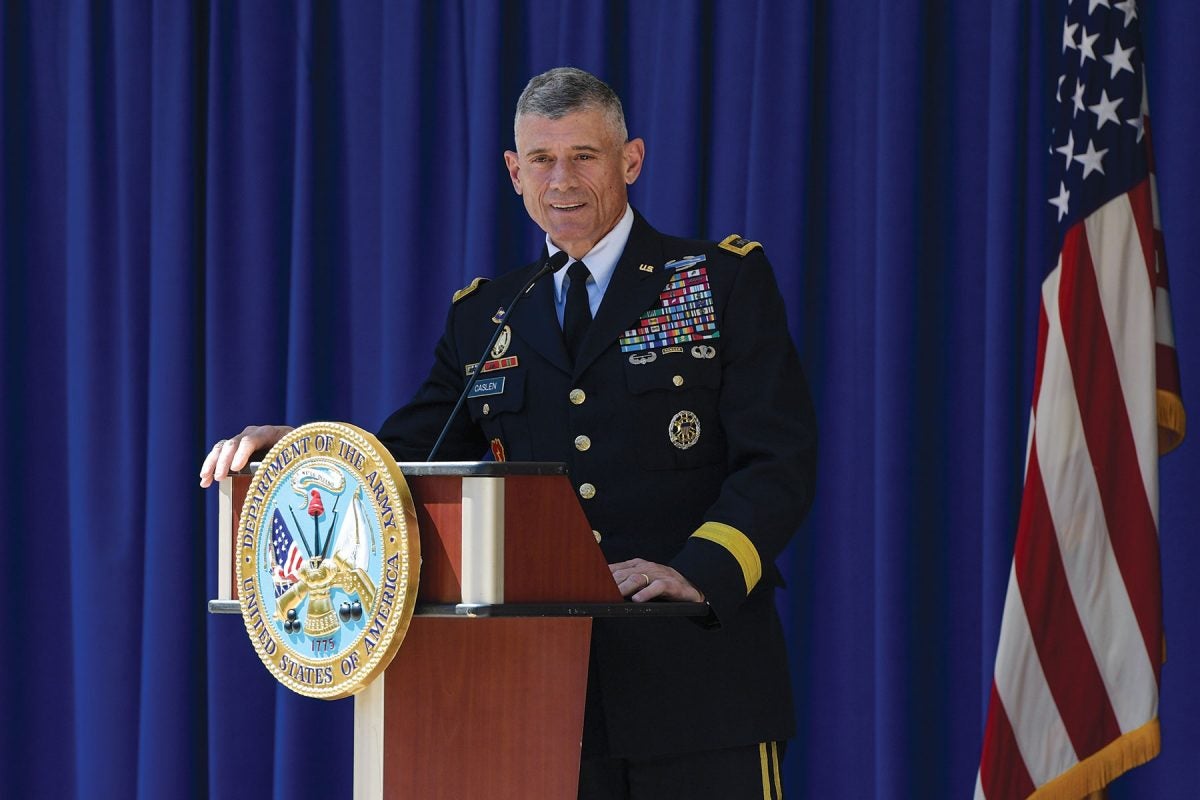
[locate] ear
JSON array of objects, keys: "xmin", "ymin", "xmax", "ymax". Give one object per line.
[
  {"xmin": 503, "ymin": 150, "xmax": 522, "ymax": 194},
  {"xmin": 622, "ymin": 138, "xmax": 646, "ymax": 185}
]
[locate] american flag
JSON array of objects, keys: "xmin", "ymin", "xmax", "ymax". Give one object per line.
[
  {"xmin": 271, "ymin": 508, "xmax": 305, "ymax": 597},
  {"xmin": 976, "ymin": 2, "xmax": 1186, "ymax": 798}
]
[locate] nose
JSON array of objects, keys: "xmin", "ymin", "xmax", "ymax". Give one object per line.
[{"xmin": 548, "ymin": 158, "xmax": 578, "ymax": 190}]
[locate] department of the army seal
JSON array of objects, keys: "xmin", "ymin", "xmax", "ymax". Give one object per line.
[{"xmin": 236, "ymin": 422, "xmax": 419, "ymax": 699}]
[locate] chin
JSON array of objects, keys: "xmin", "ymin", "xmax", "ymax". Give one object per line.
[{"xmin": 547, "ymin": 221, "xmax": 595, "ymax": 243}]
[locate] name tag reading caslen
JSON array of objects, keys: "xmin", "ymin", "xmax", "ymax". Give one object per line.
[{"xmin": 468, "ymin": 376, "xmax": 506, "ymax": 398}]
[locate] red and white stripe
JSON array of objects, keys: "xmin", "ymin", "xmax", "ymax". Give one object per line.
[
  {"xmin": 976, "ymin": 163, "xmax": 1184, "ymax": 797},
  {"xmin": 273, "ymin": 543, "xmax": 305, "ymax": 586}
]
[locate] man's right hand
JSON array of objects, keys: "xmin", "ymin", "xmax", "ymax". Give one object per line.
[{"xmin": 199, "ymin": 425, "xmax": 294, "ymax": 488}]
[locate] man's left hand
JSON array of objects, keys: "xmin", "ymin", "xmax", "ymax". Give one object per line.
[{"xmin": 609, "ymin": 558, "xmax": 705, "ymax": 603}]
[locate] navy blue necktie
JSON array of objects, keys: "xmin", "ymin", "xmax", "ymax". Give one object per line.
[{"xmin": 563, "ymin": 260, "xmax": 592, "ymax": 363}]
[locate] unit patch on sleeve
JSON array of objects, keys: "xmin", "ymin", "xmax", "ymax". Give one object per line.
[{"xmin": 618, "ymin": 256, "xmax": 720, "ymax": 353}]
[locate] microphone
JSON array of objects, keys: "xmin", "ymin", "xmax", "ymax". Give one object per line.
[{"xmin": 426, "ymin": 250, "xmax": 570, "ymax": 461}]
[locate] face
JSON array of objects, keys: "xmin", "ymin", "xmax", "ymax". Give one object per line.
[{"xmin": 504, "ymin": 109, "xmax": 645, "ymax": 260}]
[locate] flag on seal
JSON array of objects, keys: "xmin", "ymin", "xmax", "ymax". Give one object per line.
[
  {"xmin": 976, "ymin": 2, "xmax": 1186, "ymax": 798},
  {"xmin": 271, "ymin": 508, "xmax": 305, "ymax": 597}
]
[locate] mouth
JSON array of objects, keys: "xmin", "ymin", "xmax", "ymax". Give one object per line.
[{"xmin": 550, "ymin": 202, "xmax": 586, "ymax": 211}]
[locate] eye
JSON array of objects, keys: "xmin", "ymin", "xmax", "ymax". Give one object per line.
[{"xmin": 530, "ymin": 155, "xmax": 551, "ymax": 164}]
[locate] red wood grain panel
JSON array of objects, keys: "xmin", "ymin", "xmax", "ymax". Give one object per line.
[
  {"xmin": 383, "ymin": 617, "xmax": 592, "ymax": 800},
  {"xmin": 503, "ymin": 475, "xmax": 622, "ymax": 603},
  {"xmin": 407, "ymin": 475, "xmax": 464, "ymax": 603}
]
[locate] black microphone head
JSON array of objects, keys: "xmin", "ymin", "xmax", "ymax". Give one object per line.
[{"xmin": 546, "ymin": 250, "xmax": 570, "ymax": 273}]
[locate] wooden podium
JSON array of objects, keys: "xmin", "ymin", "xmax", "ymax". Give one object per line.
[{"xmin": 211, "ymin": 462, "xmax": 704, "ymax": 799}]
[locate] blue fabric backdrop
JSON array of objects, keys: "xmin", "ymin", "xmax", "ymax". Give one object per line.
[{"xmin": 2, "ymin": 2, "xmax": 1197, "ymax": 798}]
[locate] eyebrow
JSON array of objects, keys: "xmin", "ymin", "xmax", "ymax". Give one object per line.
[{"xmin": 524, "ymin": 144, "xmax": 604, "ymax": 156}]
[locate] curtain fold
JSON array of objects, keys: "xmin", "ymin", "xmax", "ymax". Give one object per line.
[{"xmin": 3, "ymin": 1, "xmax": 1197, "ymax": 798}]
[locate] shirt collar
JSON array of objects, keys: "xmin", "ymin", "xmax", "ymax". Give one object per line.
[{"xmin": 549, "ymin": 204, "xmax": 635, "ymax": 303}]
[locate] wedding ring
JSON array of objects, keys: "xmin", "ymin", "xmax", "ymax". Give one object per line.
[{"xmin": 640, "ymin": 573, "xmax": 651, "ymax": 587}]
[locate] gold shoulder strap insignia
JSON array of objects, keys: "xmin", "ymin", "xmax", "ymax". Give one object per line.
[
  {"xmin": 718, "ymin": 234, "xmax": 762, "ymax": 257},
  {"xmin": 452, "ymin": 277, "xmax": 489, "ymax": 304}
]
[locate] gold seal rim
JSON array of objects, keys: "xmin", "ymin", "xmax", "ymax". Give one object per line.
[{"xmin": 235, "ymin": 421, "xmax": 420, "ymax": 700}]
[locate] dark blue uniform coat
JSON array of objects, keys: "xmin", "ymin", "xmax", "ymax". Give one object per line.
[{"xmin": 378, "ymin": 211, "xmax": 816, "ymax": 759}]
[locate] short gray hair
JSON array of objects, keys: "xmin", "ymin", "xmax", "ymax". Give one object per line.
[{"xmin": 514, "ymin": 67, "xmax": 628, "ymax": 144}]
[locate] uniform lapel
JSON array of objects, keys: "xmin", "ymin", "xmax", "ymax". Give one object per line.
[
  {"xmin": 573, "ymin": 213, "xmax": 671, "ymax": 377},
  {"xmin": 509, "ymin": 259, "xmax": 573, "ymax": 374}
]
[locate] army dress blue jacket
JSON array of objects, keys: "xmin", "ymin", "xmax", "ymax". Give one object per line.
[{"xmin": 377, "ymin": 211, "xmax": 817, "ymax": 759}]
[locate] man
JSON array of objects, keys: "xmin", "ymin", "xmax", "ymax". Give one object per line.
[{"xmin": 201, "ymin": 67, "xmax": 816, "ymax": 799}]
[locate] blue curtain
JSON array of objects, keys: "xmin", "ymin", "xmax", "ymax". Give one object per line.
[{"xmin": 3, "ymin": 2, "xmax": 1198, "ymax": 798}]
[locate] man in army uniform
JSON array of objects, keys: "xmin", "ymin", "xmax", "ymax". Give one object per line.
[{"xmin": 202, "ymin": 67, "xmax": 816, "ymax": 800}]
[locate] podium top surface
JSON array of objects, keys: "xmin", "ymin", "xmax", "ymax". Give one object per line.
[
  {"xmin": 208, "ymin": 599, "xmax": 710, "ymax": 618},
  {"xmin": 238, "ymin": 460, "xmax": 567, "ymax": 477},
  {"xmin": 396, "ymin": 461, "xmax": 568, "ymax": 477}
]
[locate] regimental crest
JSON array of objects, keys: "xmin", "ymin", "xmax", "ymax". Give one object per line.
[
  {"xmin": 236, "ymin": 422, "xmax": 419, "ymax": 699},
  {"xmin": 491, "ymin": 325, "xmax": 513, "ymax": 358}
]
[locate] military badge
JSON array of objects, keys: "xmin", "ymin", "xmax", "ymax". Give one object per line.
[
  {"xmin": 668, "ymin": 410, "xmax": 701, "ymax": 450},
  {"xmin": 664, "ymin": 255, "xmax": 707, "ymax": 272},
  {"xmin": 491, "ymin": 325, "xmax": 513, "ymax": 358},
  {"xmin": 629, "ymin": 351, "xmax": 657, "ymax": 365},
  {"xmin": 490, "ymin": 438, "xmax": 507, "ymax": 462},
  {"xmin": 236, "ymin": 422, "xmax": 419, "ymax": 699},
  {"xmin": 690, "ymin": 344, "xmax": 716, "ymax": 359}
]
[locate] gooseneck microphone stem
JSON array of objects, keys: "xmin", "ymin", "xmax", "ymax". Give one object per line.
[{"xmin": 426, "ymin": 251, "xmax": 570, "ymax": 462}]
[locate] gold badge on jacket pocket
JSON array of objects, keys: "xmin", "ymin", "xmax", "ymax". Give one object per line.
[{"xmin": 668, "ymin": 410, "xmax": 701, "ymax": 450}]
